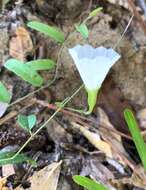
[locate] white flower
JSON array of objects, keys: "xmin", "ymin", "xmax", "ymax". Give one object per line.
[{"xmin": 69, "ymin": 44, "xmax": 120, "ymax": 90}]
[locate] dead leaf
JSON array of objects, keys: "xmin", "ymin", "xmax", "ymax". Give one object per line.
[
  {"xmin": 15, "ymin": 161, "xmax": 62, "ymax": 190},
  {"xmin": 81, "ymin": 158, "xmax": 116, "ymax": 190},
  {"xmin": 137, "ymin": 108, "xmax": 146, "ymax": 128},
  {"xmin": 72, "ymin": 122, "xmax": 113, "ymax": 158},
  {"xmin": 9, "ymin": 27, "xmax": 33, "ymax": 61},
  {"xmin": 2, "ymin": 164, "xmax": 15, "ymax": 177},
  {"xmin": 97, "ymin": 107, "xmax": 133, "ymax": 168},
  {"xmin": 112, "ymin": 165, "xmax": 146, "ymax": 189},
  {"xmin": 46, "ymin": 118, "xmax": 73, "ymax": 145},
  {"xmin": 0, "ymin": 177, "xmax": 10, "ymax": 190}
]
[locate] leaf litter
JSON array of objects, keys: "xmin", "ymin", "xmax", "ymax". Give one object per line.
[
  {"xmin": 1, "ymin": 0, "xmax": 146, "ymax": 190},
  {"xmin": 9, "ymin": 27, "xmax": 33, "ymax": 61}
]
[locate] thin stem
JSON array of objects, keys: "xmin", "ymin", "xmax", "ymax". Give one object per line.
[
  {"xmin": 8, "ymin": 80, "xmax": 54, "ymax": 107},
  {"xmin": 0, "ymin": 84, "xmax": 84, "ymax": 162},
  {"xmin": 8, "ymin": 32, "xmax": 73, "ymax": 108},
  {"xmin": 113, "ymin": 14, "xmax": 134, "ymax": 50}
]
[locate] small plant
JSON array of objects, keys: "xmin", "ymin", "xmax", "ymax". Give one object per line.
[
  {"xmin": 124, "ymin": 109, "xmax": 146, "ymax": 170},
  {"xmin": 75, "ymin": 7, "xmax": 103, "ymax": 39},
  {"xmin": 69, "ymin": 45, "xmax": 120, "ymax": 114},
  {"xmin": 4, "ymin": 59, "xmax": 55, "ymax": 87},
  {"xmin": 5, "ymin": 59, "xmax": 43, "ymax": 87},
  {"xmin": 17, "ymin": 114, "xmax": 37, "ymax": 135},
  {"xmin": 73, "ymin": 175, "xmax": 109, "ymax": 190},
  {"xmin": 0, "ymin": 7, "xmax": 133, "ymax": 167}
]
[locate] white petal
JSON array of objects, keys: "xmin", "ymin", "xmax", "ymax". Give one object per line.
[
  {"xmin": 76, "ymin": 57, "xmax": 113, "ymax": 89},
  {"xmin": 69, "ymin": 44, "xmax": 121, "ymax": 90},
  {"xmin": 106, "ymin": 48, "xmax": 121, "ymax": 65},
  {"xmin": 78, "ymin": 45, "xmax": 95, "ymax": 59}
]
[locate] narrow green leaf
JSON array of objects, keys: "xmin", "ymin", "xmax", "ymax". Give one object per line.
[
  {"xmin": 27, "ymin": 21, "xmax": 65, "ymax": 43},
  {"xmin": 26, "ymin": 59, "xmax": 55, "ymax": 71},
  {"xmin": 75, "ymin": 23, "xmax": 89, "ymax": 39},
  {"xmin": 0, "ymin": 151, "xmax": 36, "ymax": 166},
  {"xmin": 4, "ymin": 59, "xmax": 43, "ymax": 87},
  {"xmin": 0, "ymin": 82, "xmax": 11, "ymax": 103},
  {"xmin": 124, "ymin": 109, "xmax": 146, "ymax": 170},
  {"xmin": 73, "ymin": 176, "xmax": 109, "ymax": 190},
  {"xmin": 17, "ymin": 114, "xmax": 36, "ymax": 132},
  {"xmin": 89, "ymin": 7, "xmax": 103, "ymax": 18}
]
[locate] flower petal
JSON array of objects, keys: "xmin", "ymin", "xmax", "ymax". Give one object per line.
[
  {"xmin": 76, "ymin": 57, "xmax": 114, "ymax": 89},
  {"xmin": 106, "ymin": 48, "xmax": 121, "ymax": 65},
  {"xmin": 95, "ymin": 46, "xmax": 108, "ymax": 57},
  {"xmin": 69, "ymin": 44, "xmax": 121, "ymax": 90},
  {"xmin": 68, "ymin": 45, "xmax": 81, "ymax": 63},
  {"xmin": 78, "ymin": 45, "xmax": 95, "ymax": 59}
]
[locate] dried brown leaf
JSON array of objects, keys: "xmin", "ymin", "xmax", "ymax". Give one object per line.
[
  {"xmin": 72, "ymin": 122, "xmax": 113, "ymax": 158},
  {"xmin": 112, "ymin": 165, "xmax": 146, "ymax": 189},
  {"xmin": 97, "ymin": 107, "xmax": 132, "ymax": 167},
  {"xmin": 0, "ymin": 177, "xmax": 10, "ymax": 190},
  {"xmin": 9, "ymin": 27, "xmax": 33, "ymax": 61},
  {"xmin": 46, "ymin": 119, "xmax": 73, "ymax": 145},
  {"xmin": 15, "ymin": 161, "xmax": 62, "ymax": 190}
]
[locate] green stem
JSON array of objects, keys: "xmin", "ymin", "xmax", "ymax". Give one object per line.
[
  {"xmin": 0, "ymin": 84, "xmax": 84, "ymax": 162},
  {"xmin": 8, "ymin": 32, "xmax": 74, "ymax": 108},
  {"xmin": 65, "ymin": 88, "xmax": 99, "ymax": 115}
]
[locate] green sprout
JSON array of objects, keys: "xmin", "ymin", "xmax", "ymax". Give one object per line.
[
  {"xmin": 4, "ymin": 59, "xmax": 55, "ymax": 87},
  {"xmin": 17, "ymin": 114, "xmax": 37, "ymax": 136},
  {"xmin": 73, "ymin": 175, "xmax": 109, "ymax": 190},
  {"xmin": 75, "ymin": 7, "xmax": 103, "ymax": 39},
  {"xmin": 124, "ymin": 109, "xmax": 146, "ymax": 170}
]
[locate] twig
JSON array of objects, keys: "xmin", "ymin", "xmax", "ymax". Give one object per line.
[
  {"xmin": 36, "ymin": 99, "xmax": 132, "ymax": 140},
  {"xmin": 0, "ymin": 100, "xmax": 36, "ymax": 126},
  {"xmin": 113, "ymin": 14, "xmax": 134, "ymax": 49},
  {"xmin": 0, "ymin": 111, "xmax": 17, "ymax": 126}
]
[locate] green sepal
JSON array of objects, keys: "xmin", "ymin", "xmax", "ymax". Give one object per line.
[
  {"xmin": 85, "ymin": 88, "xmax": 99, "ymax": 115},
  {"xmin": 64, "ymin": 88, "xmax": 99, "ymax": 115}
]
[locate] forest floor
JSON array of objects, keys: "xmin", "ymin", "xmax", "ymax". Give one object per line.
[{"xmin": 0, "ymin": 0, "xmax": 146, "ymax": 190}]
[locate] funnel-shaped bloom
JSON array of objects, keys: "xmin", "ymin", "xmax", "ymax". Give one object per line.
[{"xmin": 69, "ymin": 44, "xmax": 120, "ymax": 114}]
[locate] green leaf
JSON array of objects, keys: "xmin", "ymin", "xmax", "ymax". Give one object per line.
[
  {"xmin": 0, "ymin": 82, "xmax": 11, "ymax": 103},
  {"xmin": 18, "ymin": 115, "xmax": 28, "ymax": 130},
  {"xmin": 26, "ymin": 59, "xmax": 55, "ymax": 71},
  {"xmin": 0, "ymin": 151, "xmax": 36, "ymax": 166},
  {"xmin": 17, "ymin": 114, "xmax": 36, "ymax": 132},
  {"xmin": 28, "ymin": 115, "xmax": 37, "ymax": 130},
  {"xmin": 4, "ymin": 59, "xmax": 43, "ymax": 87},
  {"xmin": 89, "ymin": 7, "xmax": 103, "ymax": 18},
  {"xmin": 124, "ymin": 109, "xmax": 146, "ymax": 170},
  {"xmin": 73, "ymin": 176, "xmax": 109, "ymax": 190},
  {"xmin": 75, "ymin": 23, "xmax": 89, "ymax": 39},
  {"xmin": 27, "ymin": 21, "xmax": 65, "ymax": 43}
]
